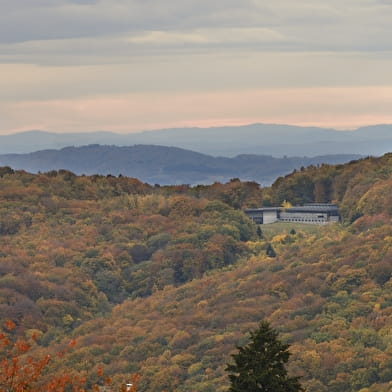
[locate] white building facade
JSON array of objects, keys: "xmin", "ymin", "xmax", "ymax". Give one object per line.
[{"xmin": 245, "ymin": 203, "xmax": 340, "ymax": 225}]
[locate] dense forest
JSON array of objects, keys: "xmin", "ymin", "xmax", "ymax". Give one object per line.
[{"xmin": 0, "ymin": 153, "xmax": 392, "ymax": 391}]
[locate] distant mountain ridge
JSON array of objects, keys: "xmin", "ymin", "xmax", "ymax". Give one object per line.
[
  {"xmin": 0, "ymin": 144, "xmax": 361, "ymax": 185},
  {"xmin": 0, "ymin": 123, "xmax": 392, "ymax": 157}
]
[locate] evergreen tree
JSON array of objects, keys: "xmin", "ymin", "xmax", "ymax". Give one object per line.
[
  {"xmin": 226, "ymin": 321, "xmax": 304, "ymax": 392},
  {"xmin": 265, "ymin": 243, "xmax": 276, "ymax": 258}
]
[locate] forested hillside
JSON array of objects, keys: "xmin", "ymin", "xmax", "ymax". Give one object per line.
[
  {"xmin": 0, "ymin": 144, "xmax": 360, "ymax": 185},
  {"xmin": 0, "ymin": 153, "xmax": 392, "ymax": 391}
]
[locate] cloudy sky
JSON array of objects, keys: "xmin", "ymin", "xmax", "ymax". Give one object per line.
[{"xmin": 1, "ymin": 0, "xmax": 392, "ymax": 134}]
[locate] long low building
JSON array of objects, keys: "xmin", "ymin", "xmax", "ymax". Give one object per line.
[{"xmin": 244, "ymin": 203, "xmax": 340, "ymax": 225}]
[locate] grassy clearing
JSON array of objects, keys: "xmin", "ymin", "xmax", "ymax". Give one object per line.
[{"xmin": 257, "ymin": 222, "xmax": 328, "ymax": 237}]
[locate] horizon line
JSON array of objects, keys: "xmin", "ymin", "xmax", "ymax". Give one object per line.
[{"xmin": 2, "ymin": 121, "xmax": 392, "ymax": 136}]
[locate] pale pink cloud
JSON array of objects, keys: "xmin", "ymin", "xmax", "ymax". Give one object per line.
[{"xmin": 1, "ymin": 86, "xmax": 392, "ymax": 134}]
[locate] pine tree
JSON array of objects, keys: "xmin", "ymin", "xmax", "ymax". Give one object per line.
[
  {"xmin": 226, "ymin": 321, "xmax": 304, "ymax": 392},
  {"xmin": 265, "ymin": 243, "xmax": 276, "ymax": 258}
]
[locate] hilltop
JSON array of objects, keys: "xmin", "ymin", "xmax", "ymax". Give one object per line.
[
  {"xmin": 0, "ymin": 153, "xmax": 392, "ymax": 391},
  {"xmin": 1, "ymin": 123, "xmax": 392, "ymax": 157},
  {"xmin": 0, "ymin": 144, "xmax": 360, "ymax": 185}
]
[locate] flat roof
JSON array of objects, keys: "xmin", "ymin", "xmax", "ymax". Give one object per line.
[
  {"xmin": 286, "ymin": 205, "xmax": 339, "ymax": 213},
  {"xmin": 245, "ymin": 203, "xmax": 339, "ymax": 214},
  {"xmin": 244, "ymin": 208, "xmax": 280, "ymax": 212},
  {"xmin": 303, "ymin": 203, "xmax": 338, "ymax": 207}
]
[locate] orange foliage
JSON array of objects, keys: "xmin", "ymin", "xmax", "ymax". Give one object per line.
[{"xmin": 0, "ymin": 321, "xmax": 139, "ymax": 392}]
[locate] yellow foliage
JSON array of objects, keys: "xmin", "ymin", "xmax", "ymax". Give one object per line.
[
  {"xmin": 271, "ymin": 234, "xmax": 287, "ymax": 244},
  {"xmin": 214, "ymin": 335, "xmax": 225, "ymax": 343},
  {"xmin": 187, "ymin": 362, "xmax": 203, "ymax": 376},
  {"xmin": 171, "ymin": 353, "xmax": 195, "ymax": 365},
  {"xmin": 281, "ymin": 200, "xmax": 293, "ymax": 209}
]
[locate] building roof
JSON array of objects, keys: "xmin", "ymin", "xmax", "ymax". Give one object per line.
[
  {"xmin": 244, "ymin": 208, "xmax": 280, "ymax": 213},
  {"xmin": 286, "ymin": 204, "xmax": 338, "ymax": 213},
  {"xmin": 245, "ymin": 203, "xmax": 339, "ymax": 214}
]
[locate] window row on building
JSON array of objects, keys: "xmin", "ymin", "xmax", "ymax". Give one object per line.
[{"xmin": 244, "ymin": 203, "xmax": 340, "ymax": 225}]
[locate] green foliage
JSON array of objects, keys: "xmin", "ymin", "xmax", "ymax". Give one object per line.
[
  {"xmin": 266, "ymin": 243, "xmax": 276, "ymax": 258},
  {"xmin": 0, "ymin": 166, "xmax": 14, "ymax": 177},
  {"xmin": 226, "ymin": 321, "xmax": 304, "ymax": 392}
]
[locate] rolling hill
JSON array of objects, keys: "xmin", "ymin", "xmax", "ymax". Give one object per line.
[
  {"xmin": 0, "ymin": 123, "xmax": 392, "ymax": 157},
  {"xmin": 0, "ymin": 144, "xmax": 360, "ymax": 185},
  {"xmin": 1, "ymin": 153, "xmax": 392, "ymax": 391}
]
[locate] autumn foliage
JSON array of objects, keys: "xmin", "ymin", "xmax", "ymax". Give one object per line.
[
  {"xmin": 0, "ymin": 320, "xmax": 138, "ymax": 392},
  {"xmin": 0, "ymin": 320, "xmax": 49, "ymax": 392},
  {"xmin": 1, "ymin": 153, "xmax": 392, "ymax": 391}
]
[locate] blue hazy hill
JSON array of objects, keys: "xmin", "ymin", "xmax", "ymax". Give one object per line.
[
  {"xmin": 1, "ymin": 123, "xmax": 391, "ymax": 157},
  {"xmin": 0, "ymin": 144, "xmax": 361, "ymax": 185}
]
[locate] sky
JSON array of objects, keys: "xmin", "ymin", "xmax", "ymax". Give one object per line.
[{"xmin": 1, "ymin": 0, "xmax": 392, "ymax": 134}]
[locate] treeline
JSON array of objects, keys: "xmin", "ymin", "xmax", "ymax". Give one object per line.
[{"xmin": 266, "ymin": 153, "xmax": 392, "ymax": 222}]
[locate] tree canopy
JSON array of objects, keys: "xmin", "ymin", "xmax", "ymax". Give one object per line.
[
  {"xmin": 1, "ymin": 153, "xmax": 392, "ymax": 391},
  {"xmin": 226, "ymin": 321, "xmax": 304, "ymax": 392}
]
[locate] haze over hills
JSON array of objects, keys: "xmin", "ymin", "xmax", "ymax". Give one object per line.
[
  {"xmin": 0, "ymin": 144, "xmax": 361, "ymax": 185},
  {"xmin": 1, "ymin": 123, "xmax": 392, "ymax": 157}
]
